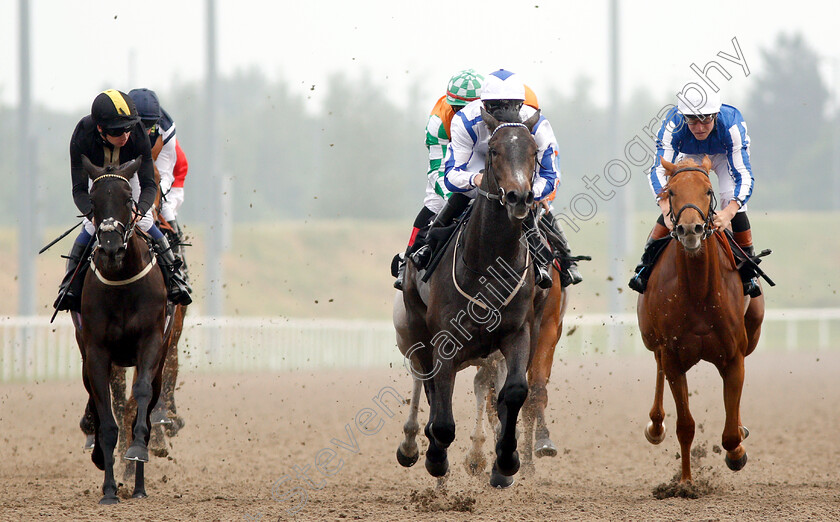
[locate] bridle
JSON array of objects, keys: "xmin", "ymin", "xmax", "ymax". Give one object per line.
[
  {"xmin": 666, "ymin": 166, "xmax": 717, "ymax": 240},
  {"xmin": 88, "ymin": 172, "xmax": 157, "ymax": 286},
  {"xmin": 476, "ymin": 122, "xmax": 538, "ymax": 208},
  {"xmin": 90, "ymin": 173, "xmax": 139, "ymax": 250}
]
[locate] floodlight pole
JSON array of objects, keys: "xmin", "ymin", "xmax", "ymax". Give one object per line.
[
  {"xmin": 206, "ymin": 0, "xmax": 224, "ymax": 317},
  {"xmin": 18, "ymin": 0, "xmax": 36, "ymax": 317}
]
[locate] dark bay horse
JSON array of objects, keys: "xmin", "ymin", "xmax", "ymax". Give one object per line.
[
  {"xmin": 463, "ymin": 256, "xmax": 568, "ymax": 477},
  {"xmin": 639, "ymin": 156, "xmax": 764, "ymax": 484},
  {"xmin": 394, "ymin": 108, "xmax": 549, "ymax": 488},
  {"xmin": 79, "ymin": 302, "xmax": 185, "ymax": 467},
  {"xmin": 79, "ymin": 191, "xmax": 187, "ymax": 480},
  {"xmin": 77, "ymin": 156, "xmax": 169, "ymax": 504}
]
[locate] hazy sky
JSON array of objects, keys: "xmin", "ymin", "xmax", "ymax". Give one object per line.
[{"xmin": 0, "ymin": 0, "xmax": 837, "ymax": 115}]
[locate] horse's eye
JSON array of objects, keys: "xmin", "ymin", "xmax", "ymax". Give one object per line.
[
  {"xmin": 668, "ymin": 190, "xmax": 674, "ymax": 197},
  {"xmin": 489, "ymin": 149, "xmax": 497, "ymax": 157},
  {"xmin": 706, "ymin": 189, "xmax": 713, "ymax": 196}
]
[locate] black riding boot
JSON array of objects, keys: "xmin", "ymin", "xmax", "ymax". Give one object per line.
[
  {"xmin": 541, "ymin": 212, "xmax": 583, "ymax": 287},
  {"xmin": 628, "ymin": 235, "xmax": 672, "ymax": 294},
  {"xmin": 166, "ymin": 219, "xmax": 189, "ymax": 280},
  {"xmin": 393, "ymin": 207, "xmax": 435, "ymax": 290},
  {"xmin": 739, "ymin": 245, "xmax": 762, "ymax": 298},
  {"xmin": 410, "ymin": 193, "xmax": 471, "ymax": 269},
  {"xmin": 524, "ymin": 213, "xmax": 553, "ymax": 289},
  {"xmin": 53, "ymin": 241, "xmax": 91, "ymax": 312},
  {"xmin": 393, "ymin": 227, "xmax": 430, "ymax": 290},
  {"xmin": 152, "ymin": 235, "xmax": 193, "ymax": 306}
]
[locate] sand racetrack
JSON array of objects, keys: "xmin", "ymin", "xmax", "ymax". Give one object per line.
[{"xmin": 1, "ymin": 350, "xmax": 839, "ymax": 521}]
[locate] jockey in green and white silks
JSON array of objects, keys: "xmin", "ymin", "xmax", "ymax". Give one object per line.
[
  {"xmin": 392, "ymin": 69, "xmax": 484, "ymax": 290},
  {"xmin": 443, "ymin": 70, "xmax": 559, "ymax": 202},
  {"xmin": 423, "ymin": 70, "xmax": 484, "ymax": 213}
]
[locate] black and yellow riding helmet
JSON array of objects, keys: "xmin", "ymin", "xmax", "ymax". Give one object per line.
[{"xmin": 91, "ymin": 89, "xmax": 140, "ymax": 131}]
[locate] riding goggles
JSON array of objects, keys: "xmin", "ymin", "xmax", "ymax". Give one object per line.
[
  {"xmin": 684, "ymin": 113, "xmax": 717, "ymax": 124},
  {"xmin": 103, "ymin": 125, "xmax": 133, "ymax": 136}
]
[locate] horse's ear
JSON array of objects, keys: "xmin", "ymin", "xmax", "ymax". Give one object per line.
[
  {"xmin": 481, "ymin": 106, "xmax": 499, "ymax": 133},
  {"xmin": 660, "ymin": 156, "xmax": 675, "ymax": 174},
  {"xmin": 701, "ymin": 154, "xmax": 712, "ymax": 172},
  {"xmin": 117, "ymin": 156, "xmax": 142, "ymax": 179},
  {"xmin": 81, "ymin": 155, "xmax": 104, "ymax": 181},
  {"xmin": 523, "ymin": 109, "xmax": 541, "ymax": 132}
]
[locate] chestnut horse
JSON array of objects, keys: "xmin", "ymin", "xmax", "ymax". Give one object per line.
[
  {"xmin": 77, "ymin": 156, "xmax": 169, "ymax": 504},
  {"xmin": 394, "ymin": 108, "xmax": 549, "ymax": 488},
  {"xmin": 639, "ymin": 156, "xmax": 764, "ymax": 484}
]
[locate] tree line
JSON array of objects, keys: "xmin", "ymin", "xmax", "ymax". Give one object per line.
[{"xmin": 0, "ymin": 32, "xmax": 834, "ymax": 229}]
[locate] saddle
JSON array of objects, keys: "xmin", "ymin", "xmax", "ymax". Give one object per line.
[{"xmin": 420, "ymin": 203, "xmax": 474, "ymax": 283}]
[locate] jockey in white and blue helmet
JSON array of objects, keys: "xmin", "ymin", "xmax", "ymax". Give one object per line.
[{"xmin": 412, "ymin": 69, "xmax": 582, "ymax": 289}]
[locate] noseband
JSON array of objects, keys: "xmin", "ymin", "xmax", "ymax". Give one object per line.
[
  {"xmin": 91, "ymin": 173, "xmax": 137, "ymax": 250},
  {"xmin": 476, "ymin": 123, "xmax": 538, "ymax": 207},
  {"xmin": 667, "ymin": 166, "xmax": 717, "ymax": 240}
]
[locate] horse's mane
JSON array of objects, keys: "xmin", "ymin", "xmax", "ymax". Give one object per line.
[{"xmin": 659, "ymin": 158, "xmax": 710, "ymax": 198}]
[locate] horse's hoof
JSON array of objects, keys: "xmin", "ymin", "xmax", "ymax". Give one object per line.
[
  {"xmin": 396, "ymin": 446, "xmax": 418, "ymax": 468},
  {"xmin": 740, "ymin": 426, "xmax": 750, "ymax": 440},
  {"xmin": 424, "ymin": 456, "xmax": 449, "ymax": 477},
  {"xmin": 83, "ymin": 434, "xmax": 95, "ymax": 451},
  {"xmin": 463, "ymin": 453, "xmax": 487, "ymax": 476},
  {"xmin": 725, "ymin": 451, "xmax": 748, "ymax": 471},
  {"xmin": 99, "ymin": 495, "xmax": 119, "ymax": 505},
  {"xmin": 164, "ymin": 416, "xmax": 185, "ymax": 438},
  {"xmin": 490, "ymin": 465, "xmax": 515, "ymax": 489},
  {"xmin": 132, "ymin": 490, "xmax": 148, "ymax": 499},
  {"xmin": 534, "ymin": 438, "xmax": 557, "ymax": 458},
  {"xmin": 125, "ymin": 446, "xmax": 150, "ymax": 463},
  {"xmin": 495, "ymin": 450, "xmax": 520, "ymax": 477},
  {"xmin": 150, "ymin": 409, "xmax": 172, "ymax": 425},
  {"xmin": 645, "ymin": 421, "xmax": 666, "ymax": 445}
]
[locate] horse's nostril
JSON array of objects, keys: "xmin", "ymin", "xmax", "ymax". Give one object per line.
[
  {"xmin": 525, "ymin": 191, "xmax": 534, "ymax": 205},
  {"xmin": 693, "ymin": 223, "xmax": 704, "ymax": 235},
  {"xmin": 506, "ymin": 191, "xmax": 519, "ymax": 205},
  {"xmin": 676, "ymin": 224, "xmax": 685, "ymax": 236}
]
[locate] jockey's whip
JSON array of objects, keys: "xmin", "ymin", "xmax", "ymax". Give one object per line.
[
  {"xmin": 50, "ymin": 238, "xmax": 94, "ymax": 324},
  {"xmin": 39, "ymin": 221, "xmax": 83, "ymax": 254},
  {"xmin": 722, "ymin": 229, "xmax": 775, "ymax": 287}
]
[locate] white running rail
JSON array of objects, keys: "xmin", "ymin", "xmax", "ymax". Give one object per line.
[{"xmin": 2, "ymin": 309, "xmax": 839, "ymax": 383}]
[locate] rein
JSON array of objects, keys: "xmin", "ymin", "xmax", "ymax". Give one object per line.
[
  {"xmin": 667, "ymin": 167, "xmax": 717, "ymax": 240},
  {"xmin": 451, "ymin": 227, "xmax": 530, "ymax": 310}
]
